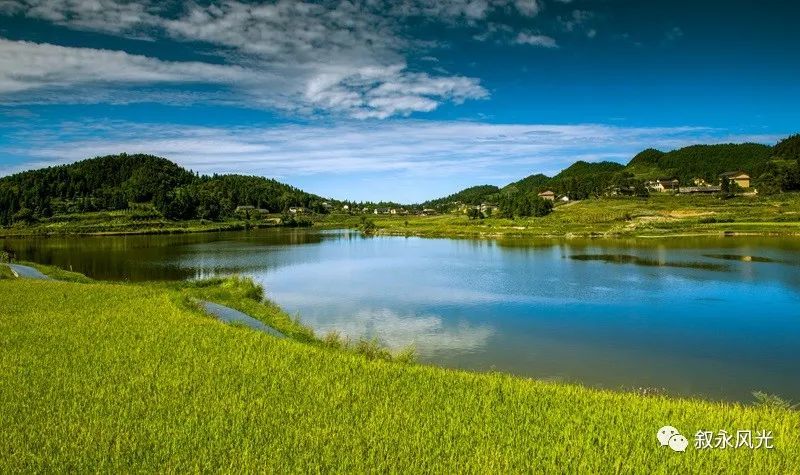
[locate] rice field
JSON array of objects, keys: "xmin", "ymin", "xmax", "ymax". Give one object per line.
[{"xmin": 1, "ymin": 278, "xmax": 798, "ymax": 472}]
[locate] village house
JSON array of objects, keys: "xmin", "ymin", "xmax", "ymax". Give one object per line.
[
  {"xmin": 342, "ymin": 204, "xmax": 349, "ymax": 211},
  {"xmin": 719, "ymin": 171, "xmax": 751, "ymax": 189},
  {"xmin": 288, "ymin": 206, "xmax": 306, "ymax": 214},
  {"xmin": 678, "ymin": 185, "xmax": 721, "ymax": 194},
  {"xmin": 480, "ymin": 203, "xmax": 499, "ymax": 214},
  {"xmin": 646, "ymin": 178, "xmax": 680, "ymax": 192},
  {"xmin": 558, "ymin": 195, "xmax": 570, "ymax": 202},
  {"xmin": 538, "ymin": 190, "xmax": 556, "ymax": 201},
  {"xmin": 374, "ymin": 208, "xmax": 390, "ymax": 215},
  {"xmin": 421, "ymin": 208, "xmax": 438, "ymax": 216}
]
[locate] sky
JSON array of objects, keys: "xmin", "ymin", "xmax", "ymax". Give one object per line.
[{"xmin": 0, "ymin": 0, "xmax": 798, "ymax": 202}]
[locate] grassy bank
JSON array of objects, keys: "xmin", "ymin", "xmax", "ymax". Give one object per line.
[
  {"xmin": 318, "ymin": 193, "xmax": 800, "ymax": 238},
  {"xmin": 4, "ymin": 193, "xmax": 800, "ymax": 240},
  {"xmin": 0, "ymin": 208, "xmax": 284, "ymax": 237},
  {"xmin": 1, "ymin": 276, "xmax": 799, "ymax": 471}
]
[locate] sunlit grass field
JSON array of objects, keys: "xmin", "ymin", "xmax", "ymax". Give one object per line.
[
  {"xmin": 1, "ymin": 277, "xmax": 799, "ymax": 472},
  {"xmin": 5, "ymin": 193, "xmax": 800, "ymax": 239},
  {"xmin": 0, "ymin": 207, "xmax": 279, "ymax": 237},
  {"xmin": 318, "ymin": 193, "xmax": 800, "ymax": 238}
]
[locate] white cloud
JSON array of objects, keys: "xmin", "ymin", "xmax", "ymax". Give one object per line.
[
  {"xmin": 1, "ymin": 120, "xmax": 782, "ymax": 181},
  {"xmin": 665, "ymin": 26, "xmax": 684, "ymax": 42},
  {"xmin": 514, "ymin": 32, "xmax": 558, "ymax": 48},
  {"xmin": 513, "ymin": 0, "xmax": 541, "ymax": 17},
  {"xmin": 558, "ymin": 9, "xmax": 593, "ymax": 33},
  {"xmin": 0, "ymin": 37, "xmax": 486, "ymax": 118},
  {"xmin": 0, "ymin": 0, "xmax": 506, "ymax": 117},
  {"xmin": 0, "ymin": 38, "xmax": 254, "ymax": 95}
]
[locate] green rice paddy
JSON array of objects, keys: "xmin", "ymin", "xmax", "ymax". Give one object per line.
[{"xmin": 1, "ymin": 275, "xmax": 798, "ymax": 472}]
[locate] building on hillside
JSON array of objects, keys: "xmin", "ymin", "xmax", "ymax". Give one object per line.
[
  {"xmin": 288, "ymin": 206, "xmax": 306, "ymax": 214},
  {"xmin": 374, "ymin": 208, "xmax": 390, "ymax": 215},
  {"xmin": 421, "ymin": 208, "xmax": 437, "ymax": 216},
  {"xmin": 558, "ymin": 195, "xmax": 570, "ymax": 202},
  {"xmin": 538, "ymin": 190, "xmax": 556, "ymax": 201},
  {"xmin": 607, "ymin": 185, "xmax": 636, "ymax": 196},
  {"xmin": 480, "ymin": 203, "xmax": 499, "ymax": 214},
  {"xmin": 235, "ymin": 205, "xmax": 255, "ymax": 212},
  {"xmin": 646, "ymin": 178, "xmax": 680, "ymax": 192},
  {"xmin": 342, "ymin": 204, "xmax": 350, "ymax": 211},
  {"xmin": 678, "ymin": 186, "xmax": 721, "ymax": 194},
  {"xmin": 719, "ymin": 171, "xmax": 750, "ymax": 189}
]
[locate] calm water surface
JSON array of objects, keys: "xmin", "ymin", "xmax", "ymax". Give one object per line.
[{"xmin": 5, "ymin": 229, "xmax": 800, "ymax": 402}]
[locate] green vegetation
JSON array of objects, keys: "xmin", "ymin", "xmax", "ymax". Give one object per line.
[
  {"xmin": 1, "ymin": 277, "xmax": 798, "ymax": 471},
  {"xmin": 626, "ymin": 143, "xmax": 773, "ymax": 183},
  {"xmin": 0, "ymin": 153, "xmax": 336, "ymax": 227},
  {"xmin": 772, "ymin": 134, "xmax": 800, "ymax": 162},
  {"xmin": 496, "ymin": 192, "xmax": 553, "ymax": 218},
  {"xmin": 421, "ymin": 184, "xmax": 500, "ymax": 208},
  {"xmin": 4, "ymin": 133, "xmax": 800, "ymax": 237},
  {"xmin": 0, "ymin": 206, "xmax": 282, "ymax": 236},
  {"xmin": 318, "ymin": 193, "xmax": 800, "ymax": 238}
]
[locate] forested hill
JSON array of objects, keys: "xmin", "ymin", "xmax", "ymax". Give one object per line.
[
  {"xmin": 424, "ymin": 135, "xmax": 800, "ymax": 207},
  {"xmin": 0, "ymin": 154, "xmax": 333, "ymax": 226},
  {"xmin": 625, "ymin": 143, "xmax": 773, "ymax": 182},
  {"xmin": 421, "ymin": 185, "xmax": 500, "ymax": 208},
  {"xmin": 503, "ymin": 161, "xmax": 626, "ymax": 200}
]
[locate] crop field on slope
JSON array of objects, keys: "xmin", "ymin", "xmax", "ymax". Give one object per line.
[
  {"xmin": 317, "ymin": 193, "xmax": 800, "ymax": 238},
  {"xmin": 1, "ymin": 279, "xmax": 799, "ymax": 472}
]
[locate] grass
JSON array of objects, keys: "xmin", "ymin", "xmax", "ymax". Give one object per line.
[
  {"xmin": 316, "ymin": 193, "xmax": 800, "ymax": 239},
  {"xmin": 1, "ymin": 277, "xmax": 799, "ymax": 472},
  {"xmin": 0, "ymin": 264, "xmax": 13, "ymax": 279},
  {"xmin": 0, "ymin": 207, "xmax": 282, "ymax": 237},
  {"xmin": 6, "ymin": 193, "xmax": 800, "ymax": 240}
]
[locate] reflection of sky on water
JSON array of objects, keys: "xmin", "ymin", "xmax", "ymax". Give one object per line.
[
  {"xmin": 7, "ymin": 229, "xmax": 800, "ymax": 401},
  {"xmin": 290, "ymin": 306, "xmax": 495, "ymax": 356}
]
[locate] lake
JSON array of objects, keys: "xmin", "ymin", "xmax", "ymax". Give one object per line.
[{"xmin": 5, "ymin": 229, "xmax": 800, "ymax": 402}]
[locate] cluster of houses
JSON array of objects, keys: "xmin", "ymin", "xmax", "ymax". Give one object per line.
[
  {"xmin": 646, "ymin": 171, "xmax": 751, "ymax": 194},
  {"xmin": 537, "ymin": 191, "xmax": 571, "ymax": 202}
]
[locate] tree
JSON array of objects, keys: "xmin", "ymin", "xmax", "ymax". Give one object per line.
[{"xmin": 12, "ymin": 207, "xmax": 35, "ymax": 224}]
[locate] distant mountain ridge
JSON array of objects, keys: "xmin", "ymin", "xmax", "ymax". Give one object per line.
[
  {"xmin": 3, "ymin": 134, "xmax": 800, "ymax": 226},
  {"xmin": 425, "ymin": 136, "xmax": 800, "ymax": 207}
]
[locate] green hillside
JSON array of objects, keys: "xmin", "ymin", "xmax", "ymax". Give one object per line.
[
  {"xmin": 623, "ymin": 143, "xmax": 773, "ymax": 182},
  {"xmin": 422, "ymin": 185, "xmax": 500, "ymax": 208},
  {"xmin": 502, "ymin": 173, "xmax": 549, "ymax": 194},
  {"xmin": 430, "ymin": 136, "xmax": 800, "ymax": 207},
  {"xmin": 772, "ymin": 134, "xmax": 800, "ymax": 161},
  {"xmin": 0, "ymin": 154, "xmax": 332, "ymax": 226}
]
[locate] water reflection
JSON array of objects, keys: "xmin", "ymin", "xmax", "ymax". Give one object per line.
[{"xmin": 299, "ymin": 307, "xmax": 495, "ymax": 356}]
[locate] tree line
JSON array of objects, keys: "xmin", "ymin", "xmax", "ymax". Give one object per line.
[{"xmin": 0, "ymin": 154, "xmax": 333, "ymax": 226}]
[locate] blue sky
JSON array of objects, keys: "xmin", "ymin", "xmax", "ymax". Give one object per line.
[{"xmin": 1, "ymin": 0, "xmax": 798, "ymax": 202}]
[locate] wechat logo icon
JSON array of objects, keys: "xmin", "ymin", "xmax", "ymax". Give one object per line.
[{"xmin": 658, "ymin": 426, "xmax": 688, "ymax": 452}]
